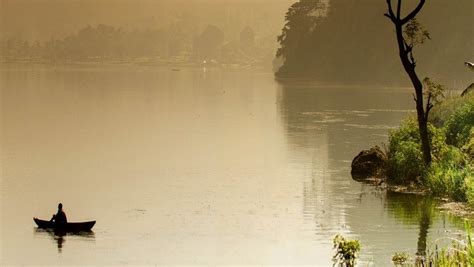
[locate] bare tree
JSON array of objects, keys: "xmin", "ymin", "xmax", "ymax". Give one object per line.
[{"xmin": 384, "ymin": 0, "xmax": 434, "ymax": 165}]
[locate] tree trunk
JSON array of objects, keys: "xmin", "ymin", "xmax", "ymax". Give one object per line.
[
  {"xmin": 416, "ymin": 104, "xmax": 432, "ymax": 165},
  {"xmin": 395, "ymin": 24, "xmax": 432, "ymax": 165}
]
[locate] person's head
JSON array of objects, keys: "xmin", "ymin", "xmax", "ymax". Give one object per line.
[{"xmin": 58, "ymin": 203, "xmax": 63, "ymax": 210}]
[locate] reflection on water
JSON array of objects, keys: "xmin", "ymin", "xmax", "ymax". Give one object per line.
[
  {"xmin": 385, "ymin": 192, "xmax": 436, "ymax": 256},
  {"xmin": 384, "ymin": 192, "xmax": 467, "ymax": 257},
  {"xmin": 34, "ymin": 228, "xmax": 95, "ymax": 253},
  {"xmin": 1, "ymin": 65, "xmax": 468, "ymax": 265}
]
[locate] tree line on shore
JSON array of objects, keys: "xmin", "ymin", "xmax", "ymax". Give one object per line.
[
  {"xmin": 275, "ymin": 0, "xmax": 472, "ymax": 85},
  {"xmin": 1, "ymin": 24, "xmax": 272, "ymax": 66}
]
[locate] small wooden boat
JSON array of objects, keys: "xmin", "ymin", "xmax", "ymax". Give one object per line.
[{"xmin": 34, "ymin": 217, "xmax": 96, "ymax": 232}]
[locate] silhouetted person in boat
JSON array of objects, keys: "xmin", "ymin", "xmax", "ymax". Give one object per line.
[{"xmin": 51, "ymin": 203, "xmax": 67, "ymax": 223}]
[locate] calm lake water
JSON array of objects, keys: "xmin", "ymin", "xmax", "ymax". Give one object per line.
[{"xmin": 1, "ymin": 64, "xmax": 466, "ymax": 265}]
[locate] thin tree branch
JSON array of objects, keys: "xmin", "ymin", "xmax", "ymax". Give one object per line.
[
  {"xmin": 385, "ymin": 0, "xmax": 398, "ymax": 23},
  {"xmin": 409, "ymin": 52, "xmax": 416, "ymax": 66},
  {"xmin": 396, "ymin": 0, "xmax": 401, "ymax": 20},
  {"xmin": 384, "ymin": 13, "xmax": 397, "ymax": 23},
  {"xmin": 427, "ymin": 103, "xmax": 433, "ymax": 113},
  {"xmin": 404, "ymin": 40, "xmax": 412, "ymax": 53},
  {"xmin": 425, "ymin": 94, "xmax": 432, "ymax": 114},
  {"xmin": 401, "ymin": 0, "xmax": 426, "ymax": 25},
  {"xmin": 426, "ymin": 103, "xmax": 433, "ymax": 120}
]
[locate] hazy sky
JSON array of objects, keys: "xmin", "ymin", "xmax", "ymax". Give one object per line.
[{"xmin": 0, "ymin": 0, "xmax": 293, "ymax": 41}]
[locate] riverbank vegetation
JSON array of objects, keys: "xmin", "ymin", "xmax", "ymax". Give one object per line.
[
  {"xmin": 332, "ymin": 234, "xmax": 361, "ymax": 267},
  {"xmin": 351, "ymin": 92, "xmax": 473, "ymax": 208},
  {"xmin": 334, "ymin": 221, "xmax": 473, "ymax": 266},
  {"xmin": 399, "ymin": 221, "xmax": 474, "ymax": 266},
  {"xmin": 386, "ymin": 93, "xmax": 473, "ymax": 204},
  {"xmin": 349, "ymin": 0, "xmax": 473, "ymax": 208}
]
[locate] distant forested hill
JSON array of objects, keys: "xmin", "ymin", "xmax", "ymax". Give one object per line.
[
  {"xmin": 0, "ymin": 0, "xmax": 293, "ymax": 66},
  {"xmin": 275, "ymin": 0, "xmax": 473, "ymax": 87}
]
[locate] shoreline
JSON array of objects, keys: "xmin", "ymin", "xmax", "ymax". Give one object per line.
[{"xmin": 359, "ymin": 178, "xmax": 474, "ymax": 219}]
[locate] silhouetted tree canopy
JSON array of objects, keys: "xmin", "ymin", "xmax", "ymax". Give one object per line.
[{"xmin": 275, "ymin": 0, "xmax": 473, "ymax": 85}]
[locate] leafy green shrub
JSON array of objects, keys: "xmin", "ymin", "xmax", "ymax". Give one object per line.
[
  {"xmin": 387, "ymin": 118, "xmax": 425, "ymax": 183},
  {"xmin": 464, "ymin": 170, "xmax": 474, "ymax": 206},
  {"xmin": 386, "ymin": 115, "xmax": 473, "ymax": 204},
  {"xmin": 444, "ymin": 102, "xmax": 474, "ymax": 148},
  {"xmin": 425, "ymin": 136, "xmax": 472, "ymax": 202},
  {"xmin": 467, "ymin": 221, "xmax": 474, "ymax": 266},
  {"xmin": 423, "ymin": 221, "xmax": 474, "ymax": 266},
  {"xmin": 388, "ymin": 140, "xmax": 424, "ymax": 184},
  {"xmin": 387, "ymin": 118, "xmax": 446, "ymax": 184},
  {"xmin": 333, "ymin": 234, "xmax": 360, "ymax": 267},
  {"xmin": 426, "ymin": 162, "xmax": 470, "ymax": 202},
  {"xmin": 429, "ymin": 93, "xmax": 474, "ymax": 127},
  {"xmin": 461, "ymin": 128, "xmax": 474, "ymax": 160}
]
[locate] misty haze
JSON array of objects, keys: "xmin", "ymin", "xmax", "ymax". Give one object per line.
[{"xmin": 1, "ymin": 0, "xmax": 473, "ymax": 266}]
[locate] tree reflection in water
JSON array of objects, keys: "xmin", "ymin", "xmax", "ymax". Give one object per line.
[{"xmin": 385, "ymin": 191, "xmax": 436, "ymax": 255}]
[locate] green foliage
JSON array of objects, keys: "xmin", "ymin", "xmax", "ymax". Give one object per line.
[
  {"xmin": 465, "ymin": 171, "xmax": 474, "ymax": 206},
  {"xmin": 330, "ymin": 222, "xmax": 474, "ymax": 266},
  {"xmin": 423, "ymin": 77, "xmax": 445, "ymax": 106},
  {"xmin": 429, "ymin": 94, "xmax": 474, "ymax": 127},
  {"xmin": 467, "ymin": 221, "xmax": 474, "ymax": 266},
  {"xmin": 387, "ymin": 138, "xmax": 424, "ymax": 184},
  {"xmin": 392, "ymin": 252, "xmax": 410, "ymax": 266},
  {"xmin": 387, "ymin": 114, "xmax": 474, "ymax": 204},
  {"xmin": 426, "ymin": 153, "xmax": 471, "ymax": 202},
  {"xmin": 444, "ymin": 102, "xmax": 474, "ymax": 148},
  {"xmin": 387, "ymin": 97, "xmax": 474, "ymax": 203},
  {"xmin": 387, "ymin": 118, "xmax": 445, "ymax": 184},
  {"xmin": 391, "ymin": 222, "xmax": 474, "ymax": 266},
  {"xmin": 462, "ymin": 129, "xmax": 474, "ymax": 159},
  {"xmin": 403, "ymin": 18, "xmax": 430, "ymax": 46},
  {"xmin": 332, "ymin": 234, "xmax": 360, "ymax": 267},
  {"xmin": 422, "ymin": 221, "xmax": 474, "ymax": 266},
  {"xmin": 433, "ymin": 94, "xmax": 474, "ymax": 160}
]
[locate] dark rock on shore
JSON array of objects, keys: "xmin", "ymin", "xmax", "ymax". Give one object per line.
[{"xmin": 351, "ymin": 145, "xmax": 387, "ymax": 181}]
